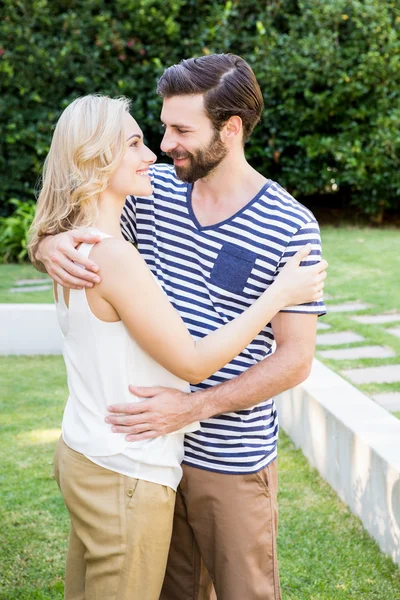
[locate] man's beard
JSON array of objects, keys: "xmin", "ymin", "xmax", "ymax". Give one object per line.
[{"xmin": 168, "ymin": 130, "xmax": 228, "ymax": 183}]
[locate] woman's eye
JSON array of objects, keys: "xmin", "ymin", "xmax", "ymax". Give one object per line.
[{"xmin": 130, "ymin": 141, "xmax": 139, "ymax": 148}]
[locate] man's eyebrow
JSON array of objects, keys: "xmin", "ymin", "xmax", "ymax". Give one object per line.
[
  {"xmin": 160, "ymin": 121, "xmax": 194, "ymax": 129},
  {"xmin": 127, "ymin": 133, "xmax": 142, "ymax": 141}
]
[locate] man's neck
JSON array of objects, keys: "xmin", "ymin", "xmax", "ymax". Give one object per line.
[{"xmin": 191, "ymin": 155, "xmax": 268, "ymax": 228}]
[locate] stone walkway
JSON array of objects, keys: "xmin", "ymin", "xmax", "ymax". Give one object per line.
[
  {"xmin": 317, "ymin": 331, "xmax": 364, "ymax": 346},
  {"xmin": 387, "ymin": 327, "xmax": 400, "ymax": 339},
  {"xmin": 9, "ymin": 278, "xmax": 52, "ymax": 294},
  {"xmin": 319, "ymin": 346, "xmax": 395, "ymax": 360},
  {"xmin": 327, "ymin": 301, "xmax": 371, "ymax": 313},
  {"xmin": 317, "ymin": 301, "xmax": 400, "ymax": 413}
]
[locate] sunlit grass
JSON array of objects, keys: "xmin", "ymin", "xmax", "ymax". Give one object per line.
[
  {"xmin": 1, "ymin": 356, "xmax": 400, "ymax": 599},
  {"xmin": 318, "ymin": 227, "xmax": 400, "ymax": 406},
  {"xmin": 0, "ymin": 263, "xmax": 52, "ymax": 303},
  {"xmin": 17, "ymin": 428, "xmax": 62, "ymax": 446}
]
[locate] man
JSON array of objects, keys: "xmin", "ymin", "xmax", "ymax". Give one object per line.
[{"xmin": 36, "ymin": 54, "xmax": 326, "ymax": 599}]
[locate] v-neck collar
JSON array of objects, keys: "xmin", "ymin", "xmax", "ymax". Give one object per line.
[{"xmin": 186, "ymin": 180, "xmax": 272, "ymax": 232}]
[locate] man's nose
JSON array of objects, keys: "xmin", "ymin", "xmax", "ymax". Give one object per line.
[{"xmin": 160, "ymin": 131, "xmax": 177, "ymax": 154}]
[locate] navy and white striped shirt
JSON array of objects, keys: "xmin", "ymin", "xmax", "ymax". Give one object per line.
[{"xmin": 121, "ymin": 164, "xmax": 326, "ymax": 474}]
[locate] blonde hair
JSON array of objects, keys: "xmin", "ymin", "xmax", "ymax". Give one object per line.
[{"xmin": 28, "ymin": 94, "xmax": 130, "ymax": 259}]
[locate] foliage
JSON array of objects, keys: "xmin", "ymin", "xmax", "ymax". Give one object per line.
[
  {"xmin": 0, "ymin": 0, "xmax": 399, "ymax": 230},
  {"xmin": 192, "ymin": 0, "xmax": 400, "ymax": 219},
  {"xmin": 0, "ymin": 199, "xmax": 36, "ymax": 263}
]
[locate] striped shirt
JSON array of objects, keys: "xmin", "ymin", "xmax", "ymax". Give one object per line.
[{"xmin": 121, "ymin": 164, "xmax": 326, "ymax": 474}]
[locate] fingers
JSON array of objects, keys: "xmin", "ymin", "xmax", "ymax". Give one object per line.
[
  {"xmin": 49, "ymin": 263, "xmax": 95, "ymax": 289},
  {"xmin": 317, "ymin": 259, "xmax": 329, "ymax": 272},
  {"xmin": 126, "ymin": 431, "xmax": 157, "ymax": 442},
  {"xmin": 111, "ymin": 423, "xmax": 152, "ymax": 434},
  {"xmin": 65, "ymin": 245, "xmax": 100, "ymax": 275},
  {"xmin": 308, "ymin": 259, "xmax": 328, "ymax": 275},
  {"xmin": 70, "ymin": 229, "xmax": 103, "ymax": 247},
  {"xmin": 292, "ymin": 243, "xmax": 312, "ymax": 264},
  {"xmin": 49, "ymin": 251, "xmax": 100, "ymax": 286},
  {"xmin": 107, "ymin": 402, "xmax": 149, "ymax": 415},
  {"xmin": 312, "ymin": 282, "xmax": 325, "ymax": 301},
  {"xmin": 316, "ymin": 271, "xmax": 327, "ymax": 283},
  {"xmin": 128, "ymin": 385, "xmax": 166, "ymax": 398}
]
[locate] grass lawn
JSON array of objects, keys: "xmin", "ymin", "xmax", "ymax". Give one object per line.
[
  {"xmin": 0, "ymin": 263, "xmax": 53, "ymax": 304},
  {"xmin": 1, "ymin": 356, "xmax": 400, "ymax": 599},
  {"xmin": 318, "ymin": 227, "xmax": 400, "ymax": 398}
]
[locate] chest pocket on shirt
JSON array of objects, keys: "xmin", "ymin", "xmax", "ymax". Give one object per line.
[{"xmin": 210, "ymin": 242, "xmax": 257, "ymax": 294}]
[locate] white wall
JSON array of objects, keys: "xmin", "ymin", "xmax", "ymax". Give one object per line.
[
  {"xmin": 275, "ymin": 359, "xmax": 400, "ymax": 566},
  {"xmin": 0, "ymin": 304, "xmax": 62, "ymax": 355}
]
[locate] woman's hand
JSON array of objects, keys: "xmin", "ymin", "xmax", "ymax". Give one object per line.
[
  {"xmin": 274, "ymin": 244, "xmax": 328, "ymax": 306},
  {"xmin": 36, "ymin": 230, "xmax": 102, "ymax": 288}
]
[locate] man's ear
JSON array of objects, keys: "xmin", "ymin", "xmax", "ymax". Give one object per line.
[{"xmin": 222, "ymin": 115, "xmax": 243, "ymax": 141}]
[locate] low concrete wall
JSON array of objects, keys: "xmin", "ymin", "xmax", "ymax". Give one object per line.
[
  {"xmin": 275, "ymin": 359, "xmax": 400, "ymax": 567},
  {"xmin": 0, "ymin": 304, "xmax": 62, "ymax": 355}
]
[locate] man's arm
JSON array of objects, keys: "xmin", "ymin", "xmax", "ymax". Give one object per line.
[
  {"xmin": 106, "ymin": 312, "xmax": 317, "ymax": 440},
  {"xmin": 30, "ymin": 194, "xmax": 137, "ymax": 287},
  {"xmin": 33, "ymin": 230, "xmax": 102, "ymax": 288}
]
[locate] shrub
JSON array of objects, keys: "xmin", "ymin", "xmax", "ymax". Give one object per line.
[
  {"xmin": 0, "ymin": 0, "xmax": 399, "ymax": 225},
  {"xmin": 190, "ymin": 0, "xmax": 400, "ymax": 219},
  {"xmin": 0, "ymin": 199, "xmax": 37, "ymax": 263}
]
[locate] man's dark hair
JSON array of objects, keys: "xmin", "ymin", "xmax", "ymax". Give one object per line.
[{"xmin": 157, "ymin": 54, "xmax": 264, "ymax": 142}]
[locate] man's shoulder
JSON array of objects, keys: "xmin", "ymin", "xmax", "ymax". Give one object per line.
[
  {"xmin": 150, "ymin": 163, "xmax": 187, "ymax": 192},
  {"xmin": 262, "ymin": 180, "xmax": 318, "ymax": 228}
]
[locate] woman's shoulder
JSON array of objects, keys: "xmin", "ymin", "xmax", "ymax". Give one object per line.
[{"xmin": 89, "ymin": 236, "xmax": 139, "ymax": 267}]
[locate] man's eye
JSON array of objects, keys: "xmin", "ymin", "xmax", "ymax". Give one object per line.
[{"xmin": 177, "ymin": 129, "xmax": 189, "ymax": 134}]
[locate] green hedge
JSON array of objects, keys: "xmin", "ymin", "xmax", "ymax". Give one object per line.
[
  {"xmin": 1, "ymin": 0, "xmax": 399, "ymax": 223},
  {"xmin": 0, "ymin": 199, "xmax": 36, "ymax": 263}
]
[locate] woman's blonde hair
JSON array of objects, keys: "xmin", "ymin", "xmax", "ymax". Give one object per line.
[{"xmin": 28, "ymin": 94, "xmax": 130, "ymax": 259}]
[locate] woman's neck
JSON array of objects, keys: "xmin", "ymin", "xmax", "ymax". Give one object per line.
[{"xmin": 94, "ymin": 193, "xmax": 126, "ymax": 238}]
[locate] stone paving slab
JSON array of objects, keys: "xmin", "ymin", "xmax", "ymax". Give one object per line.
[
  {"xmin": 317, "ymin": 322, "xmax": 331, "ymax": 330},
  {"xmin": 387, "ymin": 327, "xmax": 400, "ymax": 339},
  {"xmin": 372, "ymin": 392, "xmax": 400, "ymax": 412},
  {"xmin": 351, "ymin": 313, "xmax": 400, "ymax": 325},
  {"xmin": 342, "ymin": 364, "xmax": 400, "ymax": 385},
  {"xmin": 316, "ymin": 331, "xmax": 364, "ymax": 346},
  {"xmin": 10, "ymin": 285, "xmax": 52, "ymax": 293},
  {"xmin": 328, "ymin": 301, "xmax": 371, "ymax": 313},
  {"xmin": 15, "ymin": 278, "xmax": 51, "ymax": 285},
  {"xmin": 319, "ymin": 346, "xmax": 395, "ymax": 360}
]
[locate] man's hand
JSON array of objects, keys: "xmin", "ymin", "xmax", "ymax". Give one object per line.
[
  {"xmin": 36, "ymin": 230, "xmax": 102, "ymax": 288},
  {"xmin": 106, "ymin": 386, "xmax": 200, "ymax": 441}
]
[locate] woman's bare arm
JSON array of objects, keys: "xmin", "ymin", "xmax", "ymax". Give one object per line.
[{"xmin": 91, "ymin": 238, "xmax": 326, "ymax": 384}]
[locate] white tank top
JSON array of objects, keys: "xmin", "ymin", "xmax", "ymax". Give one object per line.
[{"xmin": 55, "ymin": 231, "xmax": 199, "ymax": 490}]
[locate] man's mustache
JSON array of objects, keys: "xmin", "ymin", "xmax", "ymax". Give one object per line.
[{"xmin": 167, "ymin": 151, "xmax": 191, "ymax": 160}]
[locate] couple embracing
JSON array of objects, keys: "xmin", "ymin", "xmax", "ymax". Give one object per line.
[{"xmin": 30, "ymin": 53, "xmax": 327, "ymax": 600}]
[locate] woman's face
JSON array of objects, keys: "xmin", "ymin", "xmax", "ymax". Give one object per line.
[{"xmin": 108, "ymin": 112, "xmax": 156, "ymax": 198}]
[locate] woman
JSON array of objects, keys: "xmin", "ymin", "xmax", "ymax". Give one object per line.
[{"xmin": 28, "ymin": 94, "xmax": 326, "ymax": 600}]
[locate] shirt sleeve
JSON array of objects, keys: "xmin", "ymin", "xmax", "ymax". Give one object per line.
[
  {"xmin": 276, "ymin": 220, "xmax": 327, "ymax": 316},
  {"xmin": 120, "ymin": 195, "xmax": 137, "ymax": 244}
]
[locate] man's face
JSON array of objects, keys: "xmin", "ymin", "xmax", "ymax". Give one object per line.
[{"xmin": 160, "ymin": 94, "xmax": 227, "ymax": 183}]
